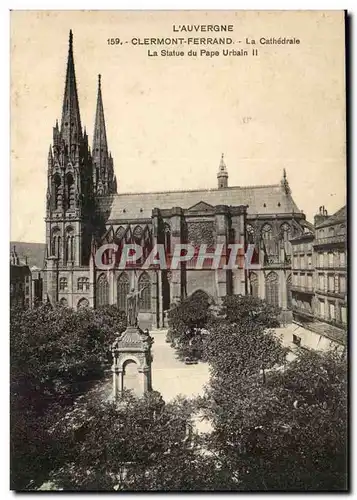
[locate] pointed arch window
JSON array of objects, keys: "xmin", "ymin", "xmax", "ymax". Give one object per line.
[
  {"xmin": 53, "ymin": 174, "xmax": 62, "ymax": 209},
  {"xmin": 115, "ymin": 226, "xmax": 126, "ymax": 242},
  {"xmin": 117, "ymin": 272, "xmax": 130, "ymax": 312},
  {"xmin": 143, "ymin": 226, "xmax": 153, "ymax": 261},
  {"xmin": 66, "ymin": 173, "xmax": 75, "ymax": 210},
  {"xmin": 133, "ymin": 226, "xmax": 143, "ymax": 245},
  {"xmin": 59, "ymin": 297, "xmax": 68, "ymax": 307},
  {"xmin": 65, "ymin": 227, "xmax": 75, "ymax": 263},
  {"xmin": 138, "ymin": 272, "xmax": 151, "ymax": 311},
  {"xmin": 132, "ymin": 226, "xmax": 143, "ymax": 265},
  {"xmin": 97, "ymin": 274, "xmax": 109, "ymax": 307},
  {"xmin": 77, "ymin": 297, "xmax": 89, "ymax": 309},
  {"xmin": 261, "ymin": 224, "xmax": 273, "ymax": 241},
  {"xmin": 246, "ymin": 224, "xmax": 255, "ymax": 244},
  {"xmin": 59, "ymin": 277, "xmax": 67, "ymax": 291},
  {"xmin": 265, "ymin": 272, "xmax": 279, "ymax": 307},
  {"xmin": 51, "ymin": 228, "xmax": 61, "ymax": 258},
  {"xmin": 164, "ymin": 224, "xmax": 171, "ymax": 255},
  {"xmin": 249, "ymin": 272, "xmax": 259, "ymax": 298},
  {"xmin": 280, "ymin": 223, "xmax": 291, "ymax": 242},
  {"xmin": 287, "ymin": 274, "xmax": 292, "ymax": 309}
]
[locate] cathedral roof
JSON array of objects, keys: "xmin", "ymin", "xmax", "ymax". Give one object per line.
[{"xmin": 97, "ymin": 183, "xmax": 301, "ymax": 221}]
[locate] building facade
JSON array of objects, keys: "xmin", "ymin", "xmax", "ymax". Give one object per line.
[
  {"xmin": 43, "ymin": 32, "xmax": 312, "ymax": 329},
  {"xmin": 10, "ymin": 247, "xmax": 32, "ymax": 309},
  {"xmin": 291, "ymin": 205, "xmax": 347, "ymax": 350},
  {"xmin": 313, "ymin": 205, "xmax": 347, "ymax": 328},
  {"xmin": 10, "ymin": 246, "xmax": 44, "ymax": 309}
]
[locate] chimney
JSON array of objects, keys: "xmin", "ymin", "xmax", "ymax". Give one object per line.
[{"xmin": 314, "ymin": 205, "xmax": 329, "ymax": 227}]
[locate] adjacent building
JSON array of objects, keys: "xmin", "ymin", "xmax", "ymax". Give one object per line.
[
  {"xmin": 10, "ymin": 247, "xmax": 32, "ymax": 309},
  {"xmin": 291, "ymin": 205, "xmax": 347, "ymax": 351},
  {"xmin": 10, "ymin": 246, "xmax": 44, "ymax": 309}
]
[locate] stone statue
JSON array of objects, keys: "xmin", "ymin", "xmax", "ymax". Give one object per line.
[{"xmin": 126, "ymin": 285, "xmax": 149, "ymax": 327}]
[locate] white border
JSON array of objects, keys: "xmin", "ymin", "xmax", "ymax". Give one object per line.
[{"xmin": 3, "ymin": 2, "xmax": 355, "ymax": 498}]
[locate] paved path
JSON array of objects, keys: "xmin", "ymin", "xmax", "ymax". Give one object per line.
[{"xmin": 150, "ymin": 330, "xmax": 210, "ymax": 402}]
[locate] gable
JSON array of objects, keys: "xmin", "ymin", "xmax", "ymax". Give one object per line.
[{"xmin": 187, "ymin": 201, "xmax": 214, "ymax": 212}]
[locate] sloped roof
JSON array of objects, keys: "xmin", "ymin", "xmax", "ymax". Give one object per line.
[
  {"xmin": 98, "ymin": 184, "xmax": 301, "ymax": 221},
  {"xmin": 315, "ymin": 205, "xmax": 347, "ymax": 229}
]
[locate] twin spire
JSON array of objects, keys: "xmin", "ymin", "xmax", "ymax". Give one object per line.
[
  {"xmin": 56, "ymin": 30, "xmax": 116, "ymax": 195},
  {"xmin": 92, "ymin": 73, "xmax": 108, "ymax": 163},
  {"xmin": 61, "ymin": 29, "xmax": 82, "ymax": 146}
]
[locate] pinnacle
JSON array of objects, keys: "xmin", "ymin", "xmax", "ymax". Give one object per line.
[
  {"xmin": 219, "ymin": 153, "xmax": 227, "ymax": 171},
  {"xmin": 60, "ymin": 29, "xmax": 82, "ymax": 145}
]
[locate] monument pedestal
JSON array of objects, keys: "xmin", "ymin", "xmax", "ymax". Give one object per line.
[{"xmin": 111, "ymin": 326, "xmax": 153, "ymax": 399}]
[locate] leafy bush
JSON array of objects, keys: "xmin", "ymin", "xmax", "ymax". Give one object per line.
[
  {"xmin": 167, "ymin": 292, "xmax": 212, "ymax": 360},
  {"xmin": 219, "ymin": 294, "xmax": 280, "ymax": 329}
]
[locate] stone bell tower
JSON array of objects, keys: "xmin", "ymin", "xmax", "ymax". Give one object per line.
[{"xmin": 111, "ymin": 328, "xmax": 153, "ymax": 399}]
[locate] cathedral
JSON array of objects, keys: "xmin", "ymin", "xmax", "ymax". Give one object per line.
[{"xmin": 43, "ymin": 31, "xmax": 312, "ymax": 329}]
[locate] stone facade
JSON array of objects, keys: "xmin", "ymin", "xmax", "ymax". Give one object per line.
[
  {"xmin": 43, "ymin": 32, "xmax": 312, "ymax": 328},
  {"xmin": 10, "ymin": 247, "xmax": 32, "ymax": 309},
  {"xmin": 290, "ymin": 205, "xmax": 347, "ymax": 349}
]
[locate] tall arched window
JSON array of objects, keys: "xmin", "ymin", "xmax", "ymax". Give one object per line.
[
  {"xmin": 66, "ymin": 227, "xmax": 75, "ymax": 263},
  {"xmin": 59, "ymin": 277, "xmax": 67, "ymax": 291},
  {"xmin": 53, "ymin": 174, "xmax": 62, "ymax": 209},
  {"xmin": 249, "ymin": 272, "xmax": 259, "ymax": 298},
  {"xmin": 66, "ymin": 173, "xmax": 75, "ymax": 210},
  {"xmin": 133, "ymin": 226, "xmax": 143, "ymax": 264},
  {"xmin": 117, "ymin": 272, "xmax": 130, "ymax": 311},
  {"xmin": 287, "ymin": 274, "xmax": 292, "ymax": 309},
  {"xmin": 51, "ymin": 228, "xmax": 61, "ymax": 258},
  {"xmin": 246, "ymin": 224, "xmax": 255, "ymax": 244},
  {"xmin": 133, "ymin": 225, "xmax": 143, "ymax": 244},
  {"xmin": 261, "ymin": 224, "xmax": 273, "ymax": 241},
  {"xmin": 97, "ymin": 274, "xmax": 109, "ymax": 307},
  {"xmin": 164, "ymin": 224, "xmax": 171, "ymax": 254},
  {"xmin": 138, "ymin": 272, "xmax": 151, "ymax": 311},
  {"xmin": 265, "ymin": 271, "xmax": 279, "ymax": 307},
  {"xmin": 280, "ymin": 223, "xmax": 291, "ymax": 242},
  {"xmin": 143, "ymin": 226, "xmax": 153, "ymax": 261},
  {"xmin": 115, "ymin": 226, "xmax": 126, "ymax": 242}
]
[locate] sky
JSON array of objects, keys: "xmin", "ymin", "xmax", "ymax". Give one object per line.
[{"xmin": 10, "ymin": 10, "xmax": 346, "ymax": 243}]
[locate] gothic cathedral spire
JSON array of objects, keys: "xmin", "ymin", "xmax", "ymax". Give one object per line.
[
  {"xmin": 60, "ymin": 29, "xmax": 82, "ymax": 148},
  {"xmin": 92, "ymin": 74, "xmax": 117, "ymax": 195},
  {"xmin": 93, "ymin": 74, "xmax": 108, "ymax": 166},
  {"xmin": 45, "ymin": 30, "xmax": 93, "ymax": 285}
]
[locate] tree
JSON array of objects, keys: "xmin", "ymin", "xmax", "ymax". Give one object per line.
[
  {"xmin": 10, "ymin": 303, "xmax": 127, "ymax": 490},
  {"xmin": 202, "ymin": 350, "xmax": 348, "ymax": 491},
  {"xmin": 203, "ymin": 296, "xmax": 286, "ymax": 382},
  {"xmin": 219, "ymin": 294, "xmax": 280, "ymax": 329},
  {"xmin": 167, "ymin": 291, "xmax": 212, "ymax": 360},
  {"xmin": 47, "ymin": 392, "xmax": 227, "ymax": 491},
  {"xmin": 197, "ymin": 295, "xmax": 347, "ymax": 490}
]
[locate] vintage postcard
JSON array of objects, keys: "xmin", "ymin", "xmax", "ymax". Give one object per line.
[{"xmin": 10, "ymin": 10, "xmax": 347, "ymax": 491}]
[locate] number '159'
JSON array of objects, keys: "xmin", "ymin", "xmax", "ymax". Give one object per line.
[{"xmin": 108, "ymin": 38, "xmax": 121, "ymax": 45}]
